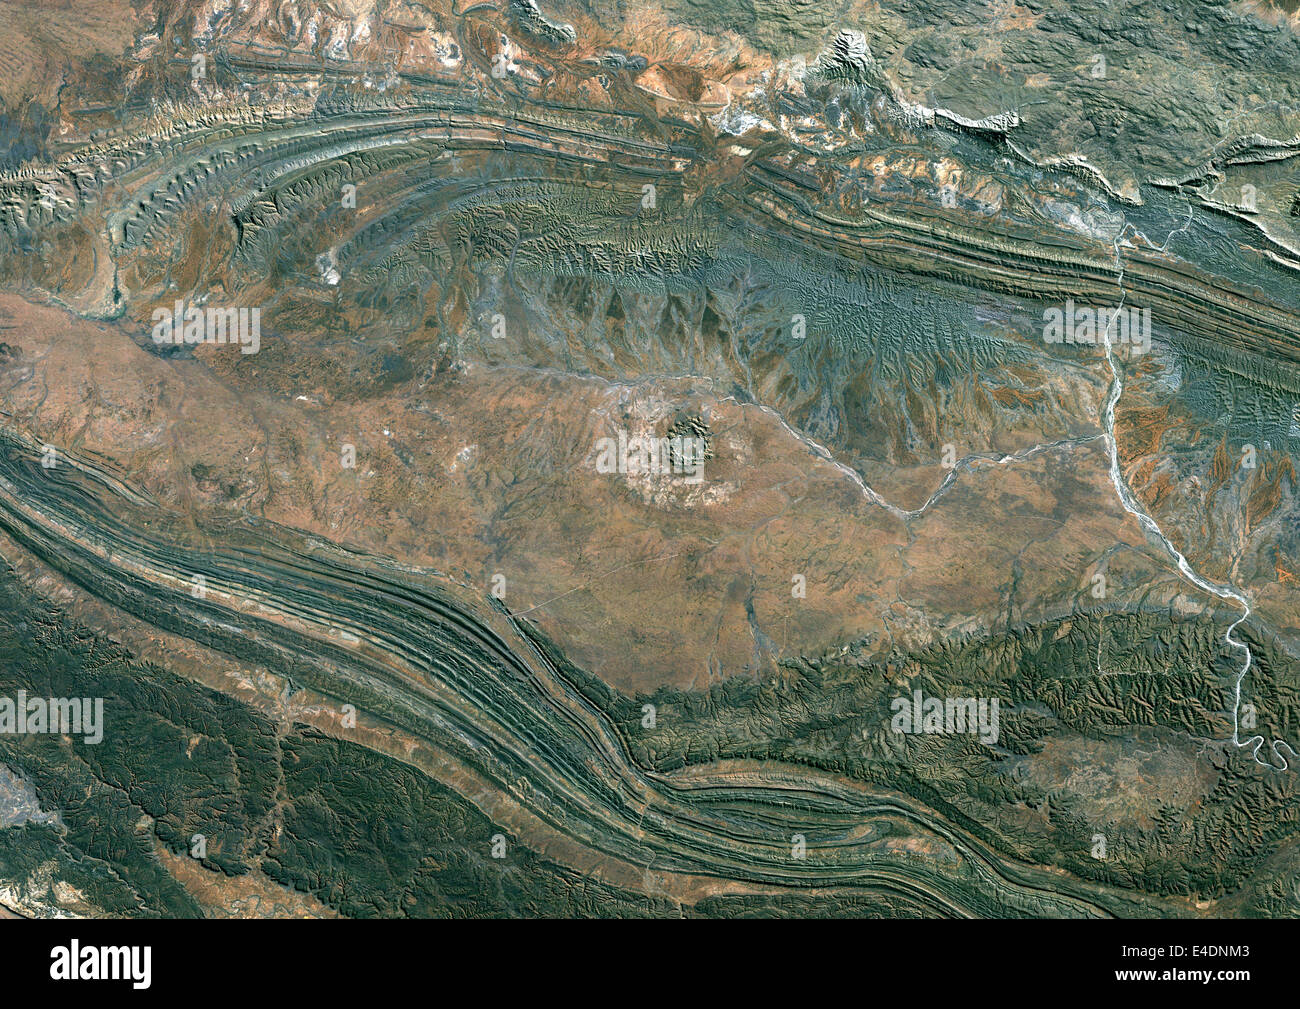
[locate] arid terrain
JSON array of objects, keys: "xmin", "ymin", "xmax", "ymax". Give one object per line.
[{"xmin": 0, "ymin": 0, "xmax": 1299, "ymax": 917}]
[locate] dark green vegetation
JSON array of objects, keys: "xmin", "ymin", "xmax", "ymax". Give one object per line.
[
  {"xmin": 2, "ymin": 432, "xmax": 1291, "ymax": 916},
  {"xmin": 582, "ymin": 614, "xmax": 1300, "ymax": 900},
  {"xmin": 0, "ymin": 557, "xmax": 1143, "ymax": 918},
  {"xmin": 0, "ymin": 565, "xmax": 681, "ymax": 918},
  {"xmin": 2, "ymin": 0, "xmax": 1300, "ymax": 918}
]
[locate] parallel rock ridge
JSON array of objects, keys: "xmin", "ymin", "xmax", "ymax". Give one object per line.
[{"xmin": 0, "ymin": 0, "xmax": 1297, "ymax": 919}]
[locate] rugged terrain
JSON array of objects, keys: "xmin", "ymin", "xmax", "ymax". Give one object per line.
[{"xmin": 0, "ymin": 0, "xmax": 1299, "ymax": 917}]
